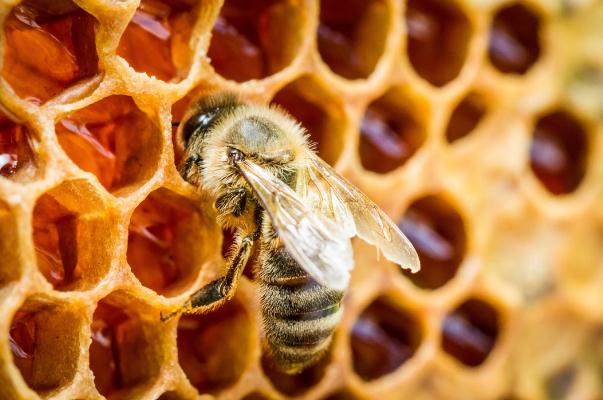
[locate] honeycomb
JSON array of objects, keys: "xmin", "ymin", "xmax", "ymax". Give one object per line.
[{"xmin": 1, "ymin": 0, "xmax": 602, "ymax": 398}]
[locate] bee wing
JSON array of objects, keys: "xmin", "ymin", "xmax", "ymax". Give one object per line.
[
  {"xmin": 236, "ymin": 158, "xmax": 354, "ymax": 290},
  {"xmin": 307, "ymin": 155, "xmax": 420, "ymax": 273}
]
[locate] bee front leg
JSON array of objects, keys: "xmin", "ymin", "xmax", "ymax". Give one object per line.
[{"xmin": 160, "ymin": 231, "xmax": 255, "ymax": 321}]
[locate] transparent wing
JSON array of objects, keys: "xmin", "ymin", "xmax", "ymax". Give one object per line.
[
  {"xmin": 236, "ymin": 158, "xmax": 353, "ymax": 290},
  {"xmin": 306, "ymin": 155, "xmax": 420, "ymax": 273}
]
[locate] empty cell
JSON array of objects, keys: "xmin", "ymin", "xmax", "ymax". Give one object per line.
[
  {"xmin": 359, "ymin": 90, "xmax": 426, "ymax": 173},
  {"xmin": 261, "ymin": 351, "xmax": 328, "ymax": 396},
  {"xmin": 406, "ymin": 0, "xmax": 472, "ymax": 87},
  {"xmin": 272, "ymin": 78, "xmax": 346, "ymax": 165},
  {"xmin": 445, "ymin": 92, "xmax": 487, "ymax": 143},
  {"xmin": 89, "ymin": 293, "xmax": 163, "ymax": 397},
  {"xmin": 2, "ymin": 0, "xmax": 98, "ymax": 104},
  {"xmin": 127, "ymin": 188, "xmax": 212, "ymax": 296},
  {"xmin": 9, "ymin": 301, "xmax": 81, "ymax": 394},
  {"xmin": 529, "ymin": 110, "xmax": 588, "ymax": 195},
  {"xmin": 242, "ymin": 392, "xmax": 271, "ymax": 400},
  {"xmin": 488, "ymin": 3, "xmax": 541, "ymax": 75},
  {"xmin": 324, "ymin": 389, "xmax": 365, "ymax": 400},
  {"xmin": 318, "ymin": 0, "xmax": 390, "ymax": 80},
  {"xmin": 442, "ymin": 299, "xmax": 500, "ymax": 367},
  {"xmin": 208, "ymin": 0, "xmax": 306, "ymax": 82},
  {"xmin": 0, "ymin": 112, "xmax": 36, "ymax": 181},
  {"xmin": 32, "ymin": 181, "xmax": 113, "ymax": 291},
  {"xmin": 177, "ymin": 301, "xmax": 251, "ymax": 393},
  {"xmin": 351, "ymin": 297, "xmax": 421, "ymax": 381},
  {"xmin": 117, "ymin": 0, "xmax": 198, "ymax": 82},
  {"xmin": 55, "ymin": 95, "xmax": 161, "ymax": 193},
  {"xmin": 398, "ymin": 195, "xmax": 466, "ymax": 289}
]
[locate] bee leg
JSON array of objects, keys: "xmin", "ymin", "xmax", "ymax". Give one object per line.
[
  {"xmin": 179, "ymin": 153, "xmax": 203, "ymax": 181},
  {"xmin": 160, "ymin": 232, "xmax": 255, "ymax": 321},
  {"xmin": 215, "ymin": 187, "xmax": 247, "ymax": 217}
]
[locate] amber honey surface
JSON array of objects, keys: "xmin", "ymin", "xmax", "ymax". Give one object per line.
[{"xmin": 0, "ymin": 0, "xmax": 602, "ymax": 399}]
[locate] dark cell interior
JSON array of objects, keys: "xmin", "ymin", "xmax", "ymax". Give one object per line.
[
  {"xmin": 445, "ymin": 92, "xmax": 487, "ymax": 143},
  {"xmin": 318, "ymin": 0, "xmax": 390, "ymax": 79},
  {"xmin": 127, "ymin": 189, "xmax": 206, "ymax": 296},
  {"xmin": 261, "ymin": 350, "xmax": 329, "ymax": 396},
  {"xmin": 2, "ymin": 0, "xmax": 98, "ymax": 104},
  {"xmin": 0, "ymin": 112, "xmax": 35, "ymax": 180},
  {"xmin": 55, "ymin": 95, "xmax": 161, "ymax": 193},
  {"xmin": 177, "ymin": 301, "xmax": 251, "ymax": 393},
  {"xmin": 406, "ymin": 0, "xmax": 472, "ymax": 86},
  {"xmin": 398, "ymin": 195, "xmax": 466, "ymax": 289},
  {"xmin": 359, "ymin": 92, "xmax": 426, "ymax": 173},
  {"xmin": 442, "ymin": 299, "xmax": 499, "ymax": 367},
  {"xmin": 272, "ymin": 78, "xmax": 345, "ymax": 165},
  {"xmin": 89, "ymin": 295, "xmax": 161, "ymax": 397},
  {"xmin": 117, "ymin": 0, "xmax": 198, "ymax": 81},
  {"xmin": 32, "ymin": 186, "xmax": 111, "ymax": 291},
  {"xmin": 9, "ymin": 304, "xmax": 80, "ymax": 394},
  {"xmin": 208, "ymin": 0, "xmax": 305, "ymax": 82},
  {"xmin": 351, "ymin": 297, "xmax": 421, "ymax": 381},
  {"xmin": 0, "ymin": 202, "xmax": 20, "ymax": 286},
  {"xmin": 529, "ymin": 110, "xmax": 588, "ymax": 195},
  {"xmin": 242, "ymin": 392, "xmax": 271, "ymax": 400},
  {"xmin": 488, "ymin": 3, "xmax": 541, "ymax": 75}
]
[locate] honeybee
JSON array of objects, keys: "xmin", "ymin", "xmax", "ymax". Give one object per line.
[{"xmin": 161, "ymin": 93, "xmax": 420, "ymax": 373}]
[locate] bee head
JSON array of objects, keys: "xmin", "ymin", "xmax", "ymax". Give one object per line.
[{"xmin": 180, "ymin": 93, "xmax": 240, "ymax": 149}]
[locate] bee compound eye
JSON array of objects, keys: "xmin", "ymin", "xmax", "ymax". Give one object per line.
[{"xmin": 182, "ymin": 107, "xmax": 221, "ymax": 147}]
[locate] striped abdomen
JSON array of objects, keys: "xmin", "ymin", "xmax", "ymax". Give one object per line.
[{"xmin": 257, "ymin": 247, "xmax": 344, "ymax": 373}]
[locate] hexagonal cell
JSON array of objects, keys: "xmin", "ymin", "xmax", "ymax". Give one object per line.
[
  {"xmin": 488, "ymin": 3, "xmax": 541, "ymax": 75},
  {"xmin": 351, "ymin": 297, "xmax": 422, "ymax": 381},
  {"xmin": 445, "ymin": 91, "xmax": 487, "ymax": 143},
  {"xmin": 261, "ymin": 351, "xmax": 329, "ymax": 397},
  {"xmin": 2, "ymin": 0, "xmax": 99, "ymax": 104},
  {"xmin": 89, "ymin": 292, "xmax": 163, "ymax": 397},
  {"xmin": 208, "ymin": 0, "xmax": 306, "ymax": 82},
  {"xmin": 177, "ymin": 300, "xmax": 251, "ymax": 393},
  {"xmin": 398, "ymin": 195, "xmax": 467, "ymax": 289},
  {"xmin": 0, "ymin": 112, "xmax": 36, "ymax": 180},
  {"xmin": 117, "ymin": 0, "xmax": 198, "ymax": 82},
  {"xmin": 9, "ymin": 300, "xmax": 82, "ymax": 395},
  {"xmin": 127, "ymin": 188, "xmax": 214, "ymax": 296},
  {"xmin": 0, "ymin": 201, "xmax": 21, "ymax": 287},
  {"xmin": 32, "ymin": 181, "xmax": 113, "ymax": 291},
  {"xmin": 359, "ymin": 89, "xmax": 427, "ymax": 174},
  {"xmin": 272, "ymin": 77, "xmax": 346, "ymax": 165},
  {"xmin": 529, "ymin": 110, "xmax": 589, "ymax": 195},
  {"xmin": 442, "ymin": 298, "xmax": 500, "ymax": 367},
  {"xmin": 55, "ymin": 95, "xmax": 161, "ymax": 193},
  {"xmin": 318, "ymin": 0, "xmax": 390, "ymax": 80},
  {"xmin": 405, "ymin": 0, "xmax": 472, "ymax": 87}
]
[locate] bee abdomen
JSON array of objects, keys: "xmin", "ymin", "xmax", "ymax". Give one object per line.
[{"xmin": 258, "ymin": 248, "xmax": 344, "ymax": 373}]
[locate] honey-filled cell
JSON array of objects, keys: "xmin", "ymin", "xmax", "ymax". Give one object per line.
[
  {"xmin": 445, "ymin": 92, "xmax": 487, "ymax": 143},
  {"xmin": 359, "ymin": 89, "xmax": 426, "ymax": 174},
  {"xmin": 398, "ymin": 195, "xmax": 467, "ymax": 289},
  {"xmin": 9, "ymin": 301, "xmax": 82, "ymax": 395},
  {"xmin": 32, "ymin": 181, "xmax": 113, "ymax": 291},
  {"xmin": 529, "ymin": 110, "xmax": 589, "ymax": 195},
  {"xmin": 441, "ymin": 298, "xmax": 500, "ymax": 367},
  {"xmin": 89, "ymin": 293, "xmax": 163, "ymax": 397},
  {"xmin": 2, "ymin": 0, "xmax": 98, "ymax": 104},
  {"xmin": 488, "ymin": 3, "xmax": 541, "ymax": 75},
  {"xmin": 351, "ymin": 297, "xmax": 422, "ymax": 381},
  {"xmin": 208, "ymin": 0, "xmax": 306, "ymax": 82},
  {"xmin": 0, "ymin": 112, "xmax": 36, "ymax": 181},
  {"xmin": 318, "ymin": 0, "xmax": 390, "ymax": 80},
  {"xmin": 177, "ymin": 301, "xmax": 251, "ymax": 393},
  {"xmin": 405, "ymin": 0, "xmax": 472, "ymax": 87},
  {"xmin": 272, "ymin": 77, "xmax": 346, "ymax": 166},
  {"xmin": 127, "ymin": 188, "xmax": 213, "ymax": 296},
  {"xmin": 117, "ymin": 0, "xmax": 198, "ymax": 82},
  {"xmin": 55, "ymin": 95, "xmax": 161, "ymax": 194}
]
